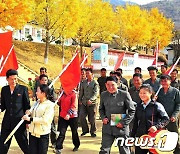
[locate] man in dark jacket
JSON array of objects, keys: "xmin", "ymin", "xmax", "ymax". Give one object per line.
[
  {"xmin": 157, "ymin": 75, "xmax": 180, "ymax": 154},
  {"xmin": 99, "ymin": 76, "xmax": 135, "ymax": 154},
  {"xmin": 0, "ymin": 69, "xmax": 30, "ymax": 154}
]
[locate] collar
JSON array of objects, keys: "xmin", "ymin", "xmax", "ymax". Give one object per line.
[
  {"xmin": 141, "ymin": 99, "xmax": 151, "ymax": 109},
  {"xmin": 108, "ymin": 90, "xmax": 118, "ymax": 97}
]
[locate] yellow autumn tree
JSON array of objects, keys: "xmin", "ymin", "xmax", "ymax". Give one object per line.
[
  {"xmin": 75, "ymin": 0, "xmax": 118, "ymax": 56},
  {"xmin": 147, "ymin": 8, "xmax": 174, "ymax": 49},
  {"xmin": 115, "ymin": 5, "xmax": 151, "ymax": 50},
  {"xmin": 0, "ymin": 0, "xmax": 34, "ymax": 29},
  {"xmin": 34, "ymin": 0, "xmax": 81, "ymax": 64}
]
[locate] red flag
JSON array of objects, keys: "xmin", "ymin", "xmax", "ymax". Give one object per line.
[
  {"xmin": 114, "ymin": 53, "xmax": 125, "ymax": 71},
  {"xmin": 60, "ymin": 53, "xmax": 81, "ymax": 94},
  {"xmin": 0, "ymin": 31, "xmax": 18, "ymax": 76},
  {"xmin": 165, "ymin": 57, "xmax": 180, "ymax": 75}
]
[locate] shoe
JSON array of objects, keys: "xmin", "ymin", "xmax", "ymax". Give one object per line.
[
  {"xmin": 73, "ymin": 147, "xmax": 78, "ymax": 152},
  {"xmin": 81, "ymin": 132, "xmax": 88, "ymax": 136},
  {"xmin": 91, "ymin": 133, "xmax": 96, "ymax": 137},
  {"xmin": 50, "ymin": 143, "xmax": 56, "ymax": 148},
  {"xmin": 53, "ymin": 149, "xmax": 61, "ymax": 154}
]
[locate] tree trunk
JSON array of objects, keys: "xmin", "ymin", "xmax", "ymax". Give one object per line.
[
  {"xmin": 44, "ymin": 30, "xmax": 49, "ymax": 64},
  {"xmin": 80, "ymin": 39, "xmax": 83, "ymax": 58},
  {"xmin": 61, "ymin": 38, "xmax": 65, "ymax": 65}
]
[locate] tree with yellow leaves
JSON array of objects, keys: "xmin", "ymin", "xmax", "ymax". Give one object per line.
[
  {"xmin": 75, "ymin": 0, "xmax": 118, "ymax": 56},
  {"xmin": 0, "ymin": 0, "xmax": 34, "ymax": 29},
  {"xmin": 114, "ymin": 5, "xmax": 174, "ymax": 52},
  {"xmin": 115, "ymin": 5, "xmax": 151, "ymax": 51},
  {"xmin": 147, "ymin": 8, "xmax": 174, "ymax": 50},
  {"xmin": 34, "ymin": 0, "xmax": 81, "ymax": 64}
]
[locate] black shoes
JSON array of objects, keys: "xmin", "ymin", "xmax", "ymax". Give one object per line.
[
  {"xmin": 81, "ymin": 132, "xmax": 88, "ymax": 136},
  {"xmin": 91, "ymin": 133, "xmax": 96, "ymax": 137},
  {"xmin": 73, "ymin": 147, "xmax": 78, "ymax": 152}
]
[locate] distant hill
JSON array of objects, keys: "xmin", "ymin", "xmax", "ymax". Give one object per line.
[
  {"xmin": 107, "ymin": 0, "xmax": 137, "ymax": 6},
  {"xmin": 143, "ymin": 0, "xmax": 180, "ymax": 29}
]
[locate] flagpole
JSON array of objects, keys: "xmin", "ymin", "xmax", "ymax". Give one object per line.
[
  {"xmin": 80, "ymin": 54, "xmax": 88, "ymax": 68},
  {"xmin": 155, "ymin": 41, "xmax": 158, "ymax": 68},
  {"xmin": 4, "ymin": 91, "xmax": 64, "ymax": 144},
  {"xmin": 154, "ymin": 56, "xmax": 180, "ymax": 98},
  {"xmin": 49, "ymin": 51, "xmax": 79, "ymax": 88},
  {"xmin": 167, "ymin": 57, "xmax": 180, "ymax": 75},
  {"xmin": 0, "ymin": 45, "xmax": 14, "ymax": 74}
]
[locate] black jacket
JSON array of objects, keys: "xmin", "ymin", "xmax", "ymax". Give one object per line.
[
  {"xmin": 131, "ymin": 100, "xmax": 169, "ymax": 137},
  {"xmin": 0, "ymin": 84, "xmax": 30, "ymax": 129}
]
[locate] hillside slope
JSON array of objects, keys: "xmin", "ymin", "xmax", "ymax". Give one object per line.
[{"xmin": 14, "ymin": 40, "xmax": 75, "ymax": 88}]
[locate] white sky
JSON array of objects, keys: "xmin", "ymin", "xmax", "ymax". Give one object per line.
[{"xmin": 124, "ymin": 0, "xmax": 161, "ymax": 5}]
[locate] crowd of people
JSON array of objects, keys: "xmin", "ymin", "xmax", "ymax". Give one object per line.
[{"xmin": 0, "ymin": 64, "xmax": 180, "ymax": 154}]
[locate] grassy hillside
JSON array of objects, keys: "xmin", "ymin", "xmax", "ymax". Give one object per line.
[{"xmin": 14, "ymin": 40, "xmax": 77, "ymax": 88}]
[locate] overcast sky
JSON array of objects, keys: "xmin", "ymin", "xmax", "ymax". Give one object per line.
[{"xmin": 124, "ymin": 0, "xmax": 161, "ymax": 5}]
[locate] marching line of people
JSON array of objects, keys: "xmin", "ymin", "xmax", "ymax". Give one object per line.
[{"xmin": 0, "ymin": 64, "xmax": 180, "ymax": 154}]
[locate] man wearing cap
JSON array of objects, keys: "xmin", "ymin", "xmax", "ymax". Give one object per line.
[
  {"xmin": 0, "ymin": 69, "xmax": 30, "ymax": 154},
  {"xmin": 157, "ymin": 75, "xmax": 180, "ymax": 154},
  {"xmin": 144, "ymin": 66, "xmax": 161, "ymax": 93},
  {"xmin": 99, "ymin": 76, "xmax": 135, "ymax": 154}
]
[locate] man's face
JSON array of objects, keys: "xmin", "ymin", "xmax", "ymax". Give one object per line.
[
  {"xmin": 101, "ymin": 70, "xmax": 106, "ymax": 77},
  {"xmin": 149, "ymin": 70, "xmax": 157, "ymax": 79},
  {"xmin": 106, "ymin": 81, "xmax": 118, "ymax": 94},
  {"xmin": 170, "ymin": 71, "xmax": 178, "ymax": 80},
  {"xmin": 86, "ymin": 70, "xmax": 93, "ymax": 80},
  {"xmin": 81, "ymin": 70, "xmax": 86, "ymax": 79},
  {"xmin": 40, "ymin": 77, "xmax": 48, "ymax": 85},
  {"xmin": 7, "ymin": 75, "xmax": 18, "ymax": 87},
  {"xmin": 133, "ymin": 76, "xmax": 142, "ymax": 89},
  {"xmin": 161, "ymin": 66, "xmax": 167, "ymax": 74},
  {"xmin": 135, "ymin": 69, "xmax": 141, "ymax": 74},
  {"xmin": 160, "ymin": 79, "xmax": 171, "ymax": 89},
  {"xmin": 40, "ymin": 69, "xmax": 46, "ymax": 75}
]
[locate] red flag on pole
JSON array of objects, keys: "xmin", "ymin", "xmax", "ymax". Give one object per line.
[
  {"xmin": 60, "ymin": 53, "xmax": 81, "ymax": 94},
  {"xmin": 114, "ymin": 53, "xmax": 125, "ymax": 71},
  {"xmin": 0, "ymin": 31, "xmax": 18, "ymax": 76},
  {"xmin": 165, "ymin": 57, "xmax": 180, "ymax": 75}
]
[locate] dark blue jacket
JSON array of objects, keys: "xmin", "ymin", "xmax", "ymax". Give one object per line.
[{"xmin": 131, "ymin": 100, "xmax": 169, "ymax": 137}]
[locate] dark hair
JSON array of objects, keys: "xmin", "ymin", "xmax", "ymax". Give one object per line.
[
  {"xmin": 172, "ymin": 69, "xmax": 178, "ymax": 74},
  {"xmin": 160, "ymin": 75, "xmax": 171, "ymax": 80},
  {"xmin": 6, "ymin": 69, "xmax": 18, "ymax": 78},
  {"xmin": 116, "ymin": 68, "xmax": 122, "ymax": 73},
  {"xmin": 135, "ymin": 67, "xmax": 141, "ymax": 72},
  {"xmin": 140, "ymin": 84, "xmax": 155, "ymax": 99},
  {"xmin": 86, "ymin": 68, "xmax": 93, "ymax": 73},
  {"xmin": 40, "ymin": 67, "xmax": 47, "ymax": 72},
  {"xmin": 81, "ymin": 68, "xmax": 86, "ymax": 71},
  {"xmin": 147, "ymin": 66, "xmax": 158, "ymax": 72},
  {"xmin": 39, "ymin": 74, "xmax": 48, "ymax": 80},
  {"xmin": 110, "ymin": 71, "xmax": 115, "ymax": 75},
  {"xmin": 101, "ymin": 68, "xmax": 106, "ymax": 72},
  {"xmin": 161, "ymin": 65, "xmax": 167, "ymax": 69},
  {"xmin": 38, "ymin": 84, "xmax": 50, "ymax": 98},
  {"xmin": 114, "ymin": 71, "xmax": 121, "ymax": 77},
  {"xmin": 133, "ymin": 73, "xmax": 142, "ymax": 79},
  {"xmin": 106, "ymin": 76, "xmax": 118, "ymax": 83}
]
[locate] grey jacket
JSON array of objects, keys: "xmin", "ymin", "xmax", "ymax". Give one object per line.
[
  {"xmin": 79, "ymin": 79, "xmax": 98, "ymax": 105},
  {"xmin": 157, "ymin": 86, "xmax": 180, "ymax": 118},
  {"xmin": 99, "ymin": 90, "xmax": 135, "ymax": 136}
]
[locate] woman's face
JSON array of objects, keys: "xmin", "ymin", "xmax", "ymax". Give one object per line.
[
  {"xmin": 36, "ymin": 87, "xmax": 45, "ymax": 99},
  {"xmin": 139, "ymin": 88, "xmax": 152, "ymax": 103}
]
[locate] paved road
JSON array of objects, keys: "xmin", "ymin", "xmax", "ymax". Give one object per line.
[{"xmin": 0, "ymin": 114, "xmax": 119, "ymax": 154}]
